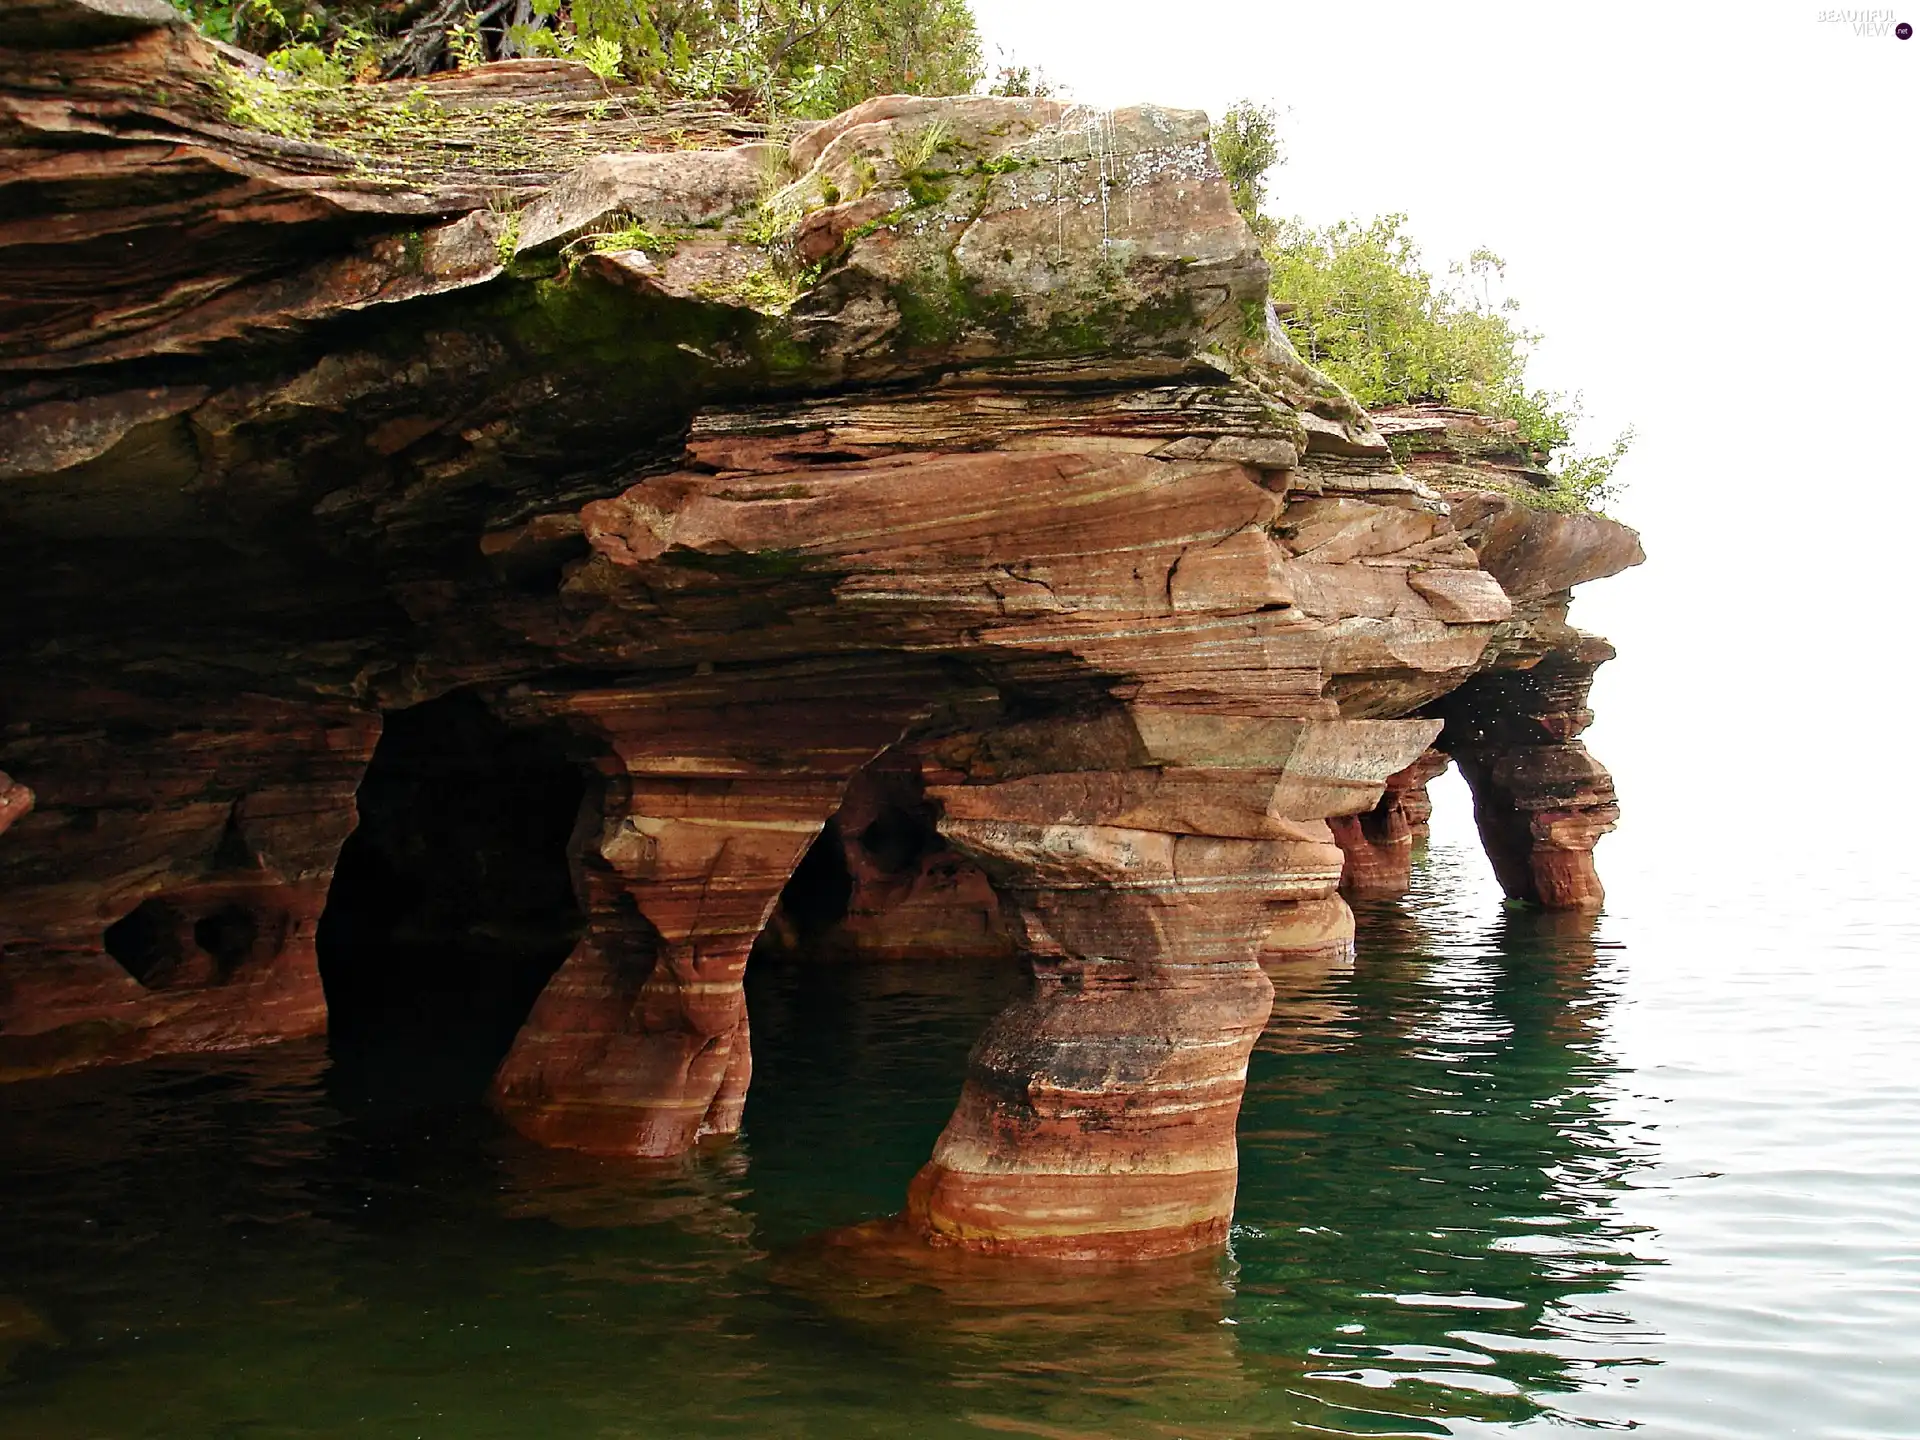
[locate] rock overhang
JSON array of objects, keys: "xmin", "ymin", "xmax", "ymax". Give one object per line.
[{"xmin": 1, "ymin": 0, "xmax": 1647, "ymax": 1262}]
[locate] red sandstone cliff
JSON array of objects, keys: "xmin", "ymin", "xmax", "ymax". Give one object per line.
[{"xmin": 0, "ymin": 1, "xmax": 1641, "ymax": 1259}]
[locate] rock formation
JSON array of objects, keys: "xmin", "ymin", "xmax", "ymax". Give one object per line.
[
  {"xmin": 0, "ymin": 2, "xmax": 1640, "ymax": 1256},
  {"xmin": 1375, "ymin": 408, "xmax": 1645, "ymax": 910},
  {"xmin": 0, "ymin": 775, "xmax": 31, "ymax": 838},
  {"xmin": 1328, "ymin": 747, "xmax": 1452, "ymax": 900}
]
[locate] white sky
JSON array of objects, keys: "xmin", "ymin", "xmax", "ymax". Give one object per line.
[{"xmin": 971, "ymin": 0, "xmax": 1920, "ymax": 840}]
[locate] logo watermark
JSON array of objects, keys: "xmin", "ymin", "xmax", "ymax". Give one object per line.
[{"xmin": 1816, "ymin": 8, "xmax": 1909, "ymax": 34}]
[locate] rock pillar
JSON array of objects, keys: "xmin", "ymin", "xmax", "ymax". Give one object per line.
[
  {"xmin": 0, "ymin": 772, "xmax": 30, "ymax": 837},
  {"xmin": 758, "ymin": 752, "xmax": 1015, "ymax": 963},
  {"xmin": 896, "ymin": 708, "xmax": 1438, "ymax": 1258},
  {"xmin": 1327, "ymin": 748, "xmax": 1453, "ymax": 899},
  {"xmin": 1434, "ymin": 639, "xmax": 1619, "ymax": 910},
  {"xmin": 1258, "ymin": 892, "xmax": 1356, "ymax": 968},
  {"xmin": 489, "ymin": 666, "xmax": 930, "ymax": 1156}
]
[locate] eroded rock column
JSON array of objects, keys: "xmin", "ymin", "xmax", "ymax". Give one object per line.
[
  {"xmin": 1328, "ymin": 748, "xmax": 1452, "ymax": 900},
  {"xmin": 489, "ymin": 666, "xmax": 930, "ymax": 1155},
  {"xmin": 896, "ymin": 708, "xmax": 1438, "ymax": 1258},
  {"xmin": 1434, "ymin": 640, "xmax": 1620, "ymax": 910},
  {"xmin": 758, "ymin": 752, "xmax": 1015, "ymax": 963}
]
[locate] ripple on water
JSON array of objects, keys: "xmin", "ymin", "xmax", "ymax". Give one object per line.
[{"xmin": 2, "ymin": 799, "xmax": 1918, "ymax": 1437}]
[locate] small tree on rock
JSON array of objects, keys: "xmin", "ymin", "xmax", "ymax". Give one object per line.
[{"xmin": 1211, "ymin": 100, "xmax": 1281, "ymax": 234}]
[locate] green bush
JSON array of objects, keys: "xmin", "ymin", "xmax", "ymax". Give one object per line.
[
  {"xmin": 985, "ymin": 54, "xmax": 1055, "ymax": 97},
  {"xmin": 1265, "ymin": 213, "xmax": 1629, "ymax": 511},
  {"xmin": 1211, "ymin": 100, "xmax": 1280, "ymax": 233},
  {"xmin": 605, "ymin": 0, "xmax": 983, "ymax": 116},
  {"xmin": 172, "ymin": 0, "xmax": 982, "ymax": 112}
]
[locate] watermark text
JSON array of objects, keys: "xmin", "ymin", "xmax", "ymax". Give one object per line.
[{"xmin": 1817, "ymin": 8, "xmax": 1906, "ymax": 34}]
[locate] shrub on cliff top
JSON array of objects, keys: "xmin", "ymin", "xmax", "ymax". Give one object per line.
[
  {"xmin": 1265, "ymin": 213, "xmax": 1630, "ymax": 512},
  {"xmin": 1210, "ymin": 100, "xmax": 1281, "ymax": 235},
  {"xmin": 173, "ymin": 0, "xmax": 981, "ymax": 115}
]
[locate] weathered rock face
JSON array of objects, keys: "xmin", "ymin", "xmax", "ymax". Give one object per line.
[
  {"xmin": 759, "ymin": 753, "xmax": 1016, "ymax": 964},
  {"xmin": 0, "ymin": 4, "xmax": 1642, "ymax": 1256},
  {"xmin": 1431, "ymin": 640, "xmax": 1621, "ymax": 910},
  {"xmin": 1371, "ymin": 407, "xmax": 1644, "ymax": 910},
  {"xmin": 0, "ymin": 686, "xmax": 377, "ymax": 1081},
  {"xmin": 1329, "ymin": 748, "xmax": 1453, "ymax": 900},
  {"xmin": 486, "ymin": 667, "xmax": 937, "ymax": 1154},
  {"xmin": 0, "ymin": 774, "xmax": 31, "ymax": 838}
]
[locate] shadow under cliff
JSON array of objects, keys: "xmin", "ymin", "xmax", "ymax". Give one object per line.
[{"xmin": 316, "ymin": 690, "xmax": 586, "ymax": 1111}]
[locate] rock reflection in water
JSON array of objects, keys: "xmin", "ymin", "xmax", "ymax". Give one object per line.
[
  {"xmin": 774, "ymin": 1232, "xmax": 1260, "ymax": 1439},
  {"xmin": 1232, "ymin": 844, "xmax": 1657, "ymax": 1430},
  {"xmin": 1257, "ymin": 943, "xmax": 1358, "ymax": 1056},
  {"xmin": 0, "ymin": 844, "xmax": 1662, "ymax": 1439},
  {"xmin": 492, "ymin": 1138, "xmax": 755, "ymax": 1239}
]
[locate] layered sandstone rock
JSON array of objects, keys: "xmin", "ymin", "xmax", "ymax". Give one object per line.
[
  {"xmin": 0, "ymin": 687, "xmax": 377, "ymax": 1081},
  {"xmin": 1370, "ymin": 408, "xmax": 1644, "ymax": 908},
  {"xmin": 1430, "ymin": 638, "xmax": 1622, "ymax": 910},
  {"xmin": 486, "ymin": 666, "xmax": 936, "ymax": 1154},
  {"xmin": 0, "ymin": 4, "xmax": 1642, "ymax": 1256},
  {"xmin": 758, "ymin": 754, "xmax": 1016, "ymax": 964},
  {"xmin": 906, "ymin": 711, "xmax": 1435, "ymax": 1257},
  {"xmin": 1329, "ymin": 748, "xmax": 1454, "ymax": 899},
  {"xmin": 0, "ymin": 774, "xmax": 31, "ymax": 838}
]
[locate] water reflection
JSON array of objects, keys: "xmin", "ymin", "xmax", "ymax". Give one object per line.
[
  {"xmin": 0, "ymin": 841, "xmax": 1663, "ymax": 1438},
  {"xmin": 774, "ymin": 1239, "xmax": 1257, "ymax": 1438},
  {"xmin": 1231, "ymin": 842, "xmax": 1660, "ymax": 1431}
]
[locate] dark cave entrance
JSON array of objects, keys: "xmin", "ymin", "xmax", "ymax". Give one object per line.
[
  {"xmin": 317, "ymin": 691, "xmax": 586, "ymax": 1109},
  {"xmin": 774, "ymin": 820, "xmax": 856, "ymax": 946},
  {"xmin": 755, "ymin": 756, "xmax": 982, "ymax": 963}
]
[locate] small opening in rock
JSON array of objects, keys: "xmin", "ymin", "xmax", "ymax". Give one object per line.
[
  {"xmin": 779, "ymin": 821, "xmax": 854, "ymax": 942},
  {"xmin": 209, "ymin": 809, "xmax": 259, "ymax": 872},
  {"xmin": 317, "ymin": 690, "xmax": 586, "ymax": 1110},
  {"xmin": 858, "ymin": 806, "xmax": 936, "ymax": 875},
  {"xmin": 103, "ymin": 898, "xmax": 184, "ymax": 988},
  {"xmin": 192, "ymin": 904, "xmax": 258, "ymax": 976}
]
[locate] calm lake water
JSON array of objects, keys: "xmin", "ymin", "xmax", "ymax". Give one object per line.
[{"xmin": 3, "ymin": 776, "xmax": 1916, "ymax": 1438}]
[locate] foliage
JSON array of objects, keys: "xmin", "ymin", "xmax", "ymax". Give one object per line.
[
  {"xmin": 169, "ymin": 0, "xmax": 240, "ymax": 41},
  {"xmin": 889, "ymin": 117, "xmax": 954, "ymax": 204},
  {"xmin": 641, "ymin": 0, "xmax": 982, "ymax": 116},
  {"xmin": 172, "ymin": 0, "xmax": 982, "ymax": 114},
  {"xmin": 1211, "ymin": 100, "xmax": 1280, "ymax": 233},
  {"xmin": 170, "ymin": 0, "xmax": 368, "ymax": 57},
  {"xmin": 576, "ymin": 34, "xmax": 625, "ymax": 80},
  {"xmin": 1536, "ymin": 426, "xmax": 1633, "ymax": 512},
  {"xmin": 581, "ymin": 220, "xmax": 677, "ymax": 253},
  {"xmin": 473, "ymin": 0, "xmax": 978, "ymax": 115},
  {"xmin": 984, "ymin": 46, "xmax": 1054, "ymax": 97},
  {"xmin": 448, "ymin": 13, "xmax": 486, "ymax": 67},
  {"xmin": 495, "ymin": 211, "xmax": 524, "ymax": 265},
  {"xmin": 891, "ymin": 116, "xmax": 950, "ymax": 174},
  {"xmin": 214, "ymin": 60, "xmax": 316, "ymax": 136},
  {"xmin": 828, "ymin": 0, "xmax": 982, "ymax": 107},
  {"xmin": 1265, "ymin": 213, "xmax": 1630, "ymax": 510}
]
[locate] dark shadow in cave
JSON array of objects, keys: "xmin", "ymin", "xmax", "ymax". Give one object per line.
[
  {"xmin": 776, "ymin": 821, "xmax": 855, "ymax": 946},
  {"xmin": 103, "ymin": 898, "xmax": 189, "ymax": 987},
  {"xmin": 317, "ymin": 691, "xmax": 586, "ymax": 1111}
]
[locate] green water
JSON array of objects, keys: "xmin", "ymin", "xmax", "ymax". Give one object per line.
[{"xmin": 3, "ymin": 802, "xmax": 1917, "ymax": 1438}]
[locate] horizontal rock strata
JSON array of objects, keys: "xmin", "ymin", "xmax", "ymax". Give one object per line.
[
  {"xmin": 0, "ymin": 687, "xmax": 377, "ymax": 1081},
  {"xmin": 1, "ymin": 3, "xmax": 1643, "ymax": 1258}
]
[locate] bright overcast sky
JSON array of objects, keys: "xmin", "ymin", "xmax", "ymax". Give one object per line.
[{"xmin": 971, "ymin": 0, "xmax": 1919, "ymax": 838}]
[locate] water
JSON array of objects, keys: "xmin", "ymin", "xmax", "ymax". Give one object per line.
[{"xmin": 3, "ymin": 780, "xmax": 1917, "ymax": 1438}]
